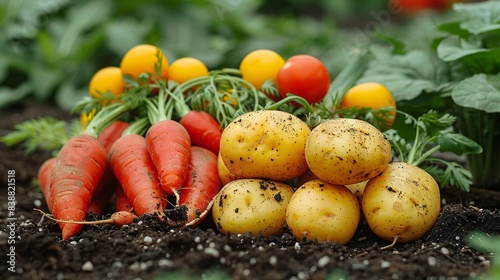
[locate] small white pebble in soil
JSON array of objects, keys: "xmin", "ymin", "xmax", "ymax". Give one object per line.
[
  {"xmin": 137, "ymin": 221, "xmax": 143, "ymax": 225},
  {"xmin": 81, "ymin": 261, "xmax": 94, "ymax": 271},
  {"xmin": 156, "ymin": 238, "xmax": 162, "ymax": 243},
  {"xmin": 258, "ymin": 246, "xmax": 264, "ymax": 251},
  {"xmin": 111, "ymin": 261, "xmax": 123, "ymax": 269},
  {"xmin": 223, "ymin": 245, "xmax": 232, "ymax": 252},
  {"xmin": 194, "ymin": 236, "xmax": 201, "ymax": 243},
  {"xmin": 269, "ymin": 242, "xmax": 276, "ymax": 246},
  {"xmin": 143, "ymin": 236, "xmax": 153, "ymax": 244},
  {"xmin": 317, "ymin": 256, "xmax": 330, "ymax": 268},
  {"xmin": 33, "ymin": 199, "xmax": 42, "ymax": 207},
  {"xmin": 249, "ymin": 258, "xmax": 257, "ymax": 265},
  {"xmin": 220, "ymin": 257, "xmax": 226, "ymax": 264},
  {"xmin": 427, "ymin": 256, "xmax": 437, "ymax": 266},
  {"xmin": 456, "ymin": 236, "xmax": 460, "ymax": 241},
  {"xmin": 158, "ymin": 259, "xmax": 173, "ymax": 267},
  {"xmin": 196, "ymin": 244, "xmax": 203, "ymax": 251},
  {"xmin": 380, "ymin": 260, "xmax": 391, "ymax": 269},
  {"xmin": 209, "ymin": 242, "xmax": 215, "ymax": 248},
  {"xmin": 297, "ymin": 271, "xmax": 308, "ymax": 280},
  {"xmin": 269, "ymin": 255, "xmax": 278, "ymax": 266},
  {"xmin": 294, "ymin": 242, "xmax": 301, "ymax": 250},
  {"xmin": 441, "ymin": 247, "xmax": 450, "ymax": 255},
  {"xmin": 70, "ymin": 241, "xmax": 78, "ymax": 245},
  {"xmin": 204, "ymin": 247, "xmax": 220, "ymax": 258},
  {"xmin": 363, "ymin": 260, "xmax": 370, "ymax": 266},
  {"xmin": 243, "ymin": 269, "xmax": 250, "ymax": 276},
  {"xmin": 392, "ymin": 273, "xmax": 400, "ymax": 279}
]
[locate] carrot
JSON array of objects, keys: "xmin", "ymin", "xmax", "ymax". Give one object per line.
[
  {"xmin": 179, "ymin": 110, "xmax": 222, "ymax": 155},
  {"xmin": 115, "ymin": 184, "xmax": 133, "ymax": 212},
  {"xmin": 38, "ymin": 157, "xmax": 56, "ymax": 212},
  {"xmin": 50, "ymin": 134, "xmax": 108, "ymax": 240},
  {"xmin": 145, "ymin": 119, "xmax": 191, "ymax": 201},
  {"xmin": 178, "ymin": 146, "xmax": 222, "ymax": 226},
  {"xmin": 34, "ymin": 208, "xmax": 137, "ymax": 228},
  {"xmin": 109, "ymin": 133, "xmax": 166, "ymax": 217},
  {"xmin": 38, "ymin": 157, "xmax": 114, "ymax": 215},
  {"xmin": 97, "ymin": 120, "xmax": 130, "ymax": 152}
]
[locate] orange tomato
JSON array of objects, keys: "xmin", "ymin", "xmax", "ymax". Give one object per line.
[
  {"xmin": 88, "ymin": 67, "xmax": 124, "ymax": 98},
  {"xmin": 169, "ymin": 57, "xmax": 209, "ymax": 84},
  {"xmin": 341, "ymin": 82, "xmax": 397, "ymax": 130},
  {"xmin": 239, "ymin": 49, "xmax": 285, "ymax": 90},
  {"xmin": 120, "ymin": 44, "xmax": 169, "ymax": 81}
]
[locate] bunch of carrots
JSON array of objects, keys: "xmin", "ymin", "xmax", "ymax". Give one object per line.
[{"xmin": 31, "ymin": 44, "xmax": 275, "ymax": 240}]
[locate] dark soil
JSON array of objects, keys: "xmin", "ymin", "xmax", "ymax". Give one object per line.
[{"xmin": 1, "ymin": 102, "xmax": 500, "ymax": 280}]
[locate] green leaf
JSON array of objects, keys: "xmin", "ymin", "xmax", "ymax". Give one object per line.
[
  {"xmin": 105, "ymin": 19, "xmax": 153, "ymax": 55},
  {"xmin": 357, "ymin": 50, "xmax": 445, "ymax": 102},
  {"xmin": 438, "ymin": 133, "xmax": 483, "ymax": 156},
  {"xmin": 452, "ymin": 73, "xmax": 500, "ymax": 113},
  {"xmin": 436, "ymin": 21, "xmax": 472, "ymax": 39},
  {"xmin": 453, "ymin": 1, "xmax": 500, "ymax": 35},
  {"xmin": 436, "ymin": 36, "xmax": 488, "ymax": 62}
]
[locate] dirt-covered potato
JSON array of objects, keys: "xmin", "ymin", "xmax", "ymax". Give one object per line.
[
  {"xmin": 286, "ymin": 179, "xmax": 360, "ymax": 244},
  {"xmin": 220, "ymin": 110, "xmax": 310, "ymax": 181},
  {"xmin": 212, "ymin": 179, "xmax": 294, "ymax": 237},
  {"xmin": 305, "ymin": 118, "xmax": 391, "ymax": 185},
  {"xmin": 362, "ymin": 162, "xmax": 441, "ymax": 244}
]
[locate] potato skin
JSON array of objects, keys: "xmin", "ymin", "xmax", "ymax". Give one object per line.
[
  {"xmin": 212, "ymin": 179, "xmax": 294, "ymax": 237},
  {"xmin": 361, "ymin": 162, "xmax": 441, "ymax": 243},
  {"xmin": 220, "ymin": 110, "xmax": 310, "ymax": 181},
  {"xmin": 286, "ymin": 179, "xmax": 360, "ymax": 245},
  {"xmin": 305, "ymin": 118, "xmax": 391, "ymax": 185}
]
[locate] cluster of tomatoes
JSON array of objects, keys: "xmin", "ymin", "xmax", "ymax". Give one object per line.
[{"xmin": 85, "ymin": 44, "xmax": 397, "ymax": 130}]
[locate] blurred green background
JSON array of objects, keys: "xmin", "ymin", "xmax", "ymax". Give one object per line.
[{"xmin": 0, "ymin": 0, "xmax": 457, "ymax": 111}]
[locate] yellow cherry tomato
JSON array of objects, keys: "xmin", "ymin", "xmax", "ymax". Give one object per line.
[
  {"xmin": 88, "ymin": 67, "xmax": 124, "ymax": 98},
  {"xmin": 239, "ymin": 49, "xmax": 285, "ymax": 89},
  {"xmin": 120, "ymin": 44, "xmax": 169, "ymax": 81},
  {"xmin": 341, "ymin": 82, "xmax": 397, "ymax": 130},
  {"xmin": 169, "ymin": 57, "xmax": 209, "ymax": 84}
]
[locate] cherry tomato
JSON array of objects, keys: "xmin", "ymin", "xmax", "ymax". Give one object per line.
[
  {"xmin": 239, "ymin": 49, "xmax": 285, "ymax": 93},
  {"xmin": 88, "ymin": 67, "xmax": 124, "ymax": 98},
  {"xmin": 276, "ymin": 54, "xmax": 330, "ymax": 105},
  {"xmin": 120, "ymin": 44, "xmax": 169, "ymax": 81},
  {"xmin": 341, "ymin": 82, "xmax": 397, "ymax": 130},
  {"xmin": 169, "ymin": 57, "xmax": 209, "ymax": 84}
]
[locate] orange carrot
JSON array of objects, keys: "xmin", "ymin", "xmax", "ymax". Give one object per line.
[
  {"xmin": 50, "ymin": 134, "xmax": 108, "ymax": 240},
  {"xmin": 97, "ymin": 121, "xmax": 130, "ymax": 152},
  {"xmin": 38, "ymin": 157, "xmax": 56, "ymax": 212},
  {"xmin": 115, "ymin": 184, "xmax": 133, "ymax": 212},
  {"xmin": 109, "ymin": 134, "xmax": 166, "ymax": 217},
  {"xmin": 145, "ymin": 119, "xmax": 191, "ymax": 201},
  {"xmin": 179, "ymin": 111, "xmax": 222, "ymax": 155},
  {"xmin": 179, "ymin": 146, "xmax": 222, "ymax": 226}
]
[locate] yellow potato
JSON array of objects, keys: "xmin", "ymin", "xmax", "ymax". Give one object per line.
[
  {"xmin": 286, "ymin": 179, "xmax": 360, "ymax": 245},
  {"xmin": 217, "ymin": 152, "xmax": 239, "ymax": 186},
  {"xmin": 305, "ymin": 118, "xmax": 391, "ymax": 185},
  {"xmin": 212, "ymin": 179, "xmax": 294, "ymax": 237},
  {"xmin": 220, "ymin": 110, "xmax": 310, "ymax": 181},
  {"xmin": 362, "ymin": 162, "xmax": 441, "ymax": 244}
]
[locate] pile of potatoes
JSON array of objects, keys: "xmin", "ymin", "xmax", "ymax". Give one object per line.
[{"xmin": 213, "ymin": 110, "xmax": 441, "ymax": 246}]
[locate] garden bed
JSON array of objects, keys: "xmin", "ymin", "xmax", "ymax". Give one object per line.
[{"xmin": 1, "ymin": 102, "xmax": 500, "ymax": 280}]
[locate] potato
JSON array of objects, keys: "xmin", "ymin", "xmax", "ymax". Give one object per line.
[
  {"xmin": 305, "ymin": 118, "xmax": 391, "ymax": 185},
  {"xmin": 220, "ymin": 110, "xmax": 310, "ymax": 181},
  {"xmin": 212, "ymin": 179, "xmax": 294, "ymax": 237},
  {"xmin": 217, "ymin": 153, "xmax": 239, "ymax": 186},
  {"xmin": 361, "ymin": 162, "xmax": 441, "ymax": 244},
  {"xmin": 285, "ymin": 179, "xmax": 360, "ymax": 245}
]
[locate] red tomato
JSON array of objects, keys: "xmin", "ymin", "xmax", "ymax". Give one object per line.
[{"xmin": 276, "ymin": 55, "xmax": 330, "ymax": 105}]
